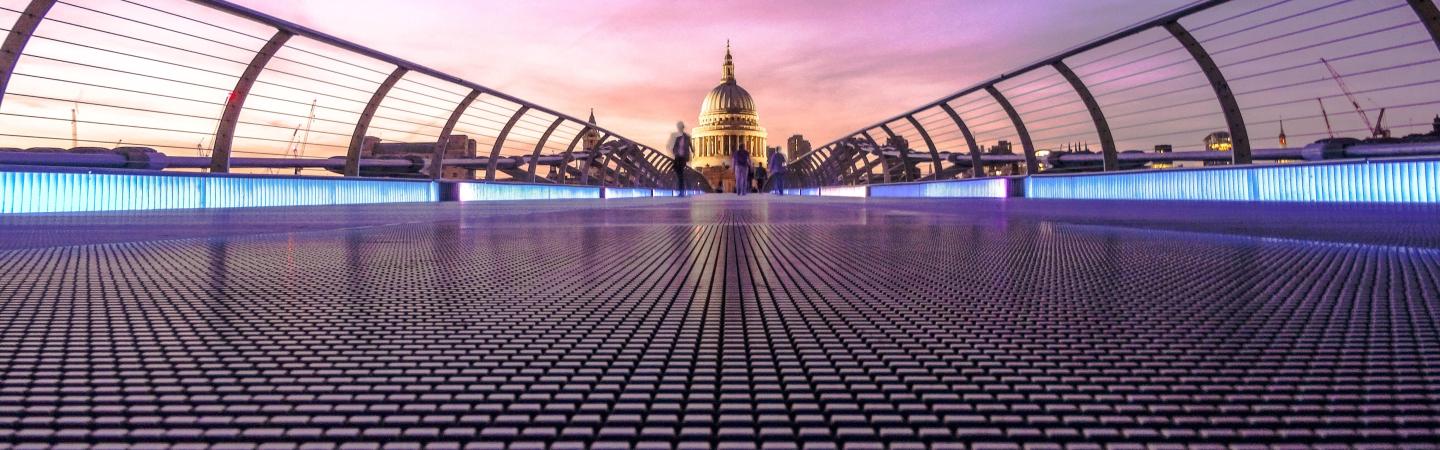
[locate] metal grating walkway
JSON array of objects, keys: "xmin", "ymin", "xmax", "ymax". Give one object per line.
[{"xmin": 2, "ymin": 196, "xmax": 1439, "ymax": 449}]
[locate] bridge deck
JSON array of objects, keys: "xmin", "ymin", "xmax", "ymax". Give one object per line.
[{"xmin": 2, "ymin": 196, "xmax": 1439, "ymax": 448}]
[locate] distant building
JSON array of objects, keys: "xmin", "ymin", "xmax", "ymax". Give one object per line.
[
  {"xmin": 1274, "ymin": 120, "xmax": 1297, "ymax": 164},
  {"xmin": 1203, "ymin": 131, "xmax": 1232, "ymax": 166},
  {"xmin": 987, "ymin": 140, "xmax": 1022, "ymax": 176},
  {"xmin": 583, "ymin": 109, "xmax": 600, "ymax": 151},
  {"xmin": 786, "ymin": 135, "xmax": 811, "ymax": 162},
  {"xmin": 1152, "ymin": 144, "xmax": 1173, "ymax": 169},
  {"xmin": 582, "ymin": 110, "xmax": 605, "ymax": 182},
  {"xmin": 344, "ymin": 135, "xmax": 477, "ymax": 179}
]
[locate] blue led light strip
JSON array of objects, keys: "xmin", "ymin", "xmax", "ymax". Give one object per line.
[
  {"xmin": 603, "ymin": 188, "xmax": 655, "ymax": 199},
  {"xmin": 864, "ymin": 178, "xmax": 1012, "ymax": 198},
  {"xmin": 1, "ymin": 168, "xmax": 438, "ymax": 214},
  {"xmin": 1026, "ymin": 158, "xmax": 1440, "ymax": 203},
  {"xmin": 456, "ymin": 182, "xmax": 601, "ymax": 201}
]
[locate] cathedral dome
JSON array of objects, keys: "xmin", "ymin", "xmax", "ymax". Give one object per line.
[
  {"xmin": 695, "ymin": 42, "xmax": 763, "ymax": 129},
  {"xmin": 701, "ymin": 82, "xmax": 756, "ymax": 115},
  {"xmin": 689, "ymin": 42, "xmax": 767, "ymax": 187}
]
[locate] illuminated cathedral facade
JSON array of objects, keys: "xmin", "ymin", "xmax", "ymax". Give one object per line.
[{"xmin": 692, "ymin": 43, "xmax": 767, "ymax": 191}]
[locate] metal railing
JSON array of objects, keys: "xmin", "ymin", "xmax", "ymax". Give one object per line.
[
  {"xmin": 0, "ymin": 0, "xmax": 708, "ymax": 191},
  {"xmin": 787, "ymin": 0, "xmax": 1440, "ymax": 189}
]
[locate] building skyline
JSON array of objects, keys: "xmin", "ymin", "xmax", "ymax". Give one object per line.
[{"xmin": 786, "ymin": 135, "xmax": 811, "ymax": 163}]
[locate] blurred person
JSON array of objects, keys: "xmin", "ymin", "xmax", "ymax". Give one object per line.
[
  {"xmin": 768, "ymin": 147, "xmax": 787, "ymax": 195},
  {"xmin": 753, "ymin": 163, "xmax": 767, "ymax": 194},
  {"xmin": 666, "ymin": 121, "xmax": 692, "ymax": 196},
  {"xmin": 732, "ymin": 145, "xmax": 752, "ymax": 196}
]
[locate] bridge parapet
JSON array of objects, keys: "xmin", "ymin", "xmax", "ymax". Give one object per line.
[
  {"xmin": 788, "ymin": 0, "xmax": 1440, "ymax": 202},
  {"xmin": 0, "ymin": 0, "xmax": 706, "ymax": 194}
]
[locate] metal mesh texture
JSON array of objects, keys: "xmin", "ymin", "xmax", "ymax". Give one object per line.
[{"xmin": 2, "ymin": 196, "xmax": 1439, "ymax": 449}]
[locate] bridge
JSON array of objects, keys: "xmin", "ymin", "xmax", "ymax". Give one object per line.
[{"xmin": 2, "ymin": 0, "xmax": 1440, "ymax": 448}]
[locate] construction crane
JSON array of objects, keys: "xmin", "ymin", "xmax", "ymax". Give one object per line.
[
  {"xmin": 297, "ymin": 101, "xmax": 316, "ymax": 155},
  {"xmin": 1320, "ymin": 58, "xmax": 1388, "ymax": 138},
  {"xmin": 291, "ymin": 100, "xmax": 317, "ymax": 175},
  {"xmin": 283, "ymin": 124, "xmax": 303, "ymax": 175},
  {"xmin": 70, "ymin": 103, "xmax": 78, "ymax": 148},
  {"xmin": 1373, "ymin": 108, "xmax": 1388, "ymax": 139},
  {"xmin": 1318, "ymin": 98, "xmax": 1334, "ymax": 139}
]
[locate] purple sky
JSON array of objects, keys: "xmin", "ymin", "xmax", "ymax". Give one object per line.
[{"xmin": 230, "ymin": 0, "xmax": 1196, "ymax": 150}]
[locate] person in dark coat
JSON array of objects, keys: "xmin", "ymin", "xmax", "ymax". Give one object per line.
[
  {"xmin": 732, "ymin": 145, "xmax": 751, "ymax": 195},
  {"xmin": 767, "ymin": 148, "xmax": 787, "ymax": 195},
  {"xmin": 753, "ymin": 163, "xmax": 767, "ymax": 194},
  {"xmin": 667, "ymin": 121, "xmax": 692, "ymax": 196}
]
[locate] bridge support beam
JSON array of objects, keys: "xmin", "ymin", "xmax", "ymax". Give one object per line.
[
  {"xmin": 485, "ymin": 106, "xmax": 531, "ymax": 181},
  {"xmin": 831, "ymin": 146, "xmax": 855, "ymax": 185},
  {"xmin": 851, "ymin": 147, "xmax": 875, "ymax": 184},
  {"xmin": 803, "ymin": 147, "xmax": 825, "ymax": 186},
  {"xmin": 646, "ymin": 150, "xmax": 674, "ymax": 188},
  {"xmin": 346, "ymin": 67, "xmax": 408, "ymax": 176},
  {"xmin": 644, "ymin": 148, "xmax": 672, "ymax": 188},
  {"xmin": 557, "ymin": 126, "xmax": 591, "ymax": 184},
  {"xmin": 211, "ymin": 30, "xmax": 291, "ymax": 173},
  {"xmin": 985, "ymin": 85, "xmax": 1038, "ymax": 175},
  {"xmin": 430, "ymin": 89, "xmax": 481, "ymax": 180},
  {"xmin": 834, "ymin": 146, "xmax": 855, "ymax": 185},
  {"xmin": 579, "ymin": 133, "xmax": 609, "ymax": 186},
  {"xmin": 1053, "ymin": 60, "xmax": 1118, "ymax": 171},
  {"xmin": 0, "ymin": 0, "xmax": 56, "ymax": 113},
  {"xmin": 878, "ymin": 124, "xmax": 911, "ymax": 182},
  {"xmin": 1410, "ymin": 0, "xmax": 1440, "ymax": 55},
  {"xmin": 816, "ymin": 146, "xmax": 841, "ymax": 185},
  {"xmin": 1166, "ymin": 21, "xmax": 1251, "ymax": 165},
  {"xmin": 859, "ymin": 131, "xmax": 891, "ymax": 184},
  {"xmin": 939, "ymin": 103, "xmax": 984, "ymax": 179},
  {"xmin": 905, "ymin": 115, "xmax": 944, "ymax": 178},
  {"xmin": 800, "ymin": 157, "xmax": 823, "ymax": 187},
  {"xmin": 837, "ymin": 142, "xmax": 872, "ymax": 185},
  {"xmin": 527, "ymin": 117, "xmax": 565, "ymax": 182},
  {"xmin": 849, "ymin": 153, "xmax": 885, "ymax": 185},
  {"xmin": 805, "ymin": 154, "xmax": 823, "ymax": 187}
]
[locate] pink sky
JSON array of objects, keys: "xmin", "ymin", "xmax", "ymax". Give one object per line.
[
  {"xmin": 229, "ymin": 0, "xmax": 1195, "ymax": 151},
  {"xmin": 7, "ymin": 0, "xmax": 1427, "ymax": 163}
]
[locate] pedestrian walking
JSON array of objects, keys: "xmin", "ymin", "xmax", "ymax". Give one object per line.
[
  {"xmin": 753, "ymin": 163, "xmax": 767, "ymax": 194},
  {"xmin": 666, "ymin": 121, "xmax": 692, "ymax": 196},
  {"xmin": 732, "ymin": 145, "xmax": 751, "ymax": 195},
  {"xmin": 767, "ymin": 148, "xmax": 787, "ymax": 195}
]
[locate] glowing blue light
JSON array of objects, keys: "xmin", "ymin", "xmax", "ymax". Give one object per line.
[
  {"xmin": 819, "ymin": 186, "xmax": 868, "ymax": 197},
  {"xmin": 1026, "ymin": 158, "xmax": 1440, "ymax": 203},
  {"xmin": 869, "ymin": 178, "xmax": 1010, "ymax": 198},
  {"xmin": 603, "ymin": 187, "xmax": 654, "ymax": 198},
  {"xmin": 457, "ymin": 182, "xmax": 601, "ymax": 201},
  {"xmin": 1, "ymin": 169, "xmax": 437, "ymax": 214}
]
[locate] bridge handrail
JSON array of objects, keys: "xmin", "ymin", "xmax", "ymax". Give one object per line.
[{"xmin": 787, "ymin": 0, "xmax": 1440, "ymax": 190}]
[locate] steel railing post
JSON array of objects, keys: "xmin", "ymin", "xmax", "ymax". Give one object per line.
[
  {"xmin": 346, "ymin": 67, "xmax": 407, "ymax": 176},
  {"xmin": 1166, "ymin": 21, "xmax": 1251, "ymax": 165},
  {"xmin": 211, "ymin": 30, "xmax": 292, "ymax": 173},
  {"xmin": 485, "ymin": 106, "xmax": 531, "ymax": 181},
  {"xmin": 430, "ymin": 89, "xmax": 481, "ymax": 180}
]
